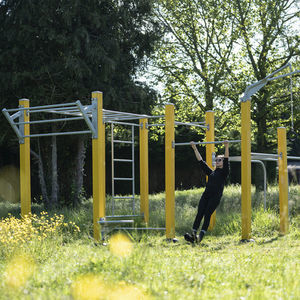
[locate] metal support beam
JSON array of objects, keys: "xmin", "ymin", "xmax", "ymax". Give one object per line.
[
  {"xmin": 165, "ymin": 104, "xmax": 175, "ymax": 239},
  {"xmin": 139, "ymin": 118, "xmax": 149, "ymax": 224},
  {"xmin": 278, "ymin": 127, "xmax": 289, "ymax": 235},
  {"xmin": 206, "ymin": 111, "xmax": 216, "ymax": 230},
  {"xmin": 92, "ymin": 91, "xmax": 105, "ymax": 241},
  {"xmin": 19, "ymin": 99, "xmax": 31, "ymax": 217},
  {"xmin": 241, "ymin": 100, "xmax": 252, "ymax": 240}
]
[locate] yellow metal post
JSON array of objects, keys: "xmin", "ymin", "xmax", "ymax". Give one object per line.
[
  {"xmin": 92, "ymin": 91, "xmax": 105, "ymax": 241},
  {"xmin": 19, "ymin": 99, "xmax": 31, "ymax": 217},
  {"xmin": 206, "ymin": 111, "xmax": 216, "ymax": 230},
  {"xmin": 139, "ymin": 118, "xmax": 149, "ymax": 224},
  {"xmin": 241, "ymin": 100, "xmax": 252, "ymax": 240},
  {"xmin": 277, "ymin": 127, "xmax": 288, "ymax": 234},
  {"xmin": 165, "ymin": 104, "xmax": 175, "ymax": 239}
]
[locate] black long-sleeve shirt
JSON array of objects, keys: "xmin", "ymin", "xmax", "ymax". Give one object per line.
[{"xmin": 199, "ymin": 158, "xmax": 229, "ymax": 199}]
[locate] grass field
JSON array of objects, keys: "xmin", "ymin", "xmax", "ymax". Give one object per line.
[{"xmin": 0, "ymin": 185, "xmax": 299, "ymax": 299}]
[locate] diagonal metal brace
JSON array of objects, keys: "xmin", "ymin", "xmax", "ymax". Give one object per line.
[
  {"xmin": 2, "ymin": 108, "xmax": 24, "ymax": 143},
  {"xmin": 75, "ymin": 100, "xmax": 97, "ymax": 138},
  {"xmin": 240, "ymin": 63, "xmax": 300, "ymax": 102}
]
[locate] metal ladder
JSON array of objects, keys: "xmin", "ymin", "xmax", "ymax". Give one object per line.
[
  {"xmin": 110, "ymin": 122, "xmax": 136, "ymax": 216},
  {"xmin": 99, "ymin": 121, "xmax": 166, "ymax": 240}
]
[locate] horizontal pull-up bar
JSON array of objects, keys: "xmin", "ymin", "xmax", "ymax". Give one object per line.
[
  {"xmin": 287, "ymin": 156, "xmax": 300, "ymax": 161},
  {"xmin": 146, "ymin": 123, "xmax": 165, "ymax": 129},
  {"xmin": 147, "ymin": 121, "xmax": 207, "ymax": 129},
  {"xmin": 251, "ymin": 152, "xmax": 281, "ymax": 158},
  {"xmin": 24, "ymin": 130, "xmax": 92, "ymax": 138},
  {"xmin": 106, "ymin": 120, "xmax": 141, "ymax": 127},
  {"xmin": 4, "ymin": 102, "xmax": 78, "ymax": 113},
  {"xmin": 174, "ymin": 139, "xmax": 241, "ymax": 147},
  {"xmin": 15, "ymin": 116, "xmax": 84, "ymax": 125},
  {"xmin": 27, "ymin": 106, "xmax": 79, "ymax": 114},
  {"xmin": 175, "ymin": 121, "xmax": 208, "ymax": 128}
]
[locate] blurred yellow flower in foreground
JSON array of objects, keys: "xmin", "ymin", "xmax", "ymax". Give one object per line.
[
  {"xmin": 111, "ymin": 281, "xmax": 153, "ymax": 300},
  {"xmin": 4, "ymin": 254, "xmax": 36, "ymax": 289},
  {"xmin": 71, "ymin": 274, "xmax": 107, "ymax": 300},
  {"xmin": 71, "ymin": 275, "xmax": 152, "ymax": 300},
  {"xmin": 109, "ymin": 233, "xmax": 133, "ymax": 258}
]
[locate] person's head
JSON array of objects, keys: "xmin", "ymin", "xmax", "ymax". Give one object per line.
[{"xmin": 215, "ymin": 155, "xmax": 224, "ymax": 168}]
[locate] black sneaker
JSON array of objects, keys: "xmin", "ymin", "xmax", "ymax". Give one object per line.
[
  {"xmin": 184, "ymin": 232, "xmax": 197, "ymax": 244},
  {"xmin": 199, "ymin": 230, "xmax": 205, "ymax": 243}
]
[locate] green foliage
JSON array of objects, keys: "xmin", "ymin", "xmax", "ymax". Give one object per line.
[
  {"xmin": 0, "ymin": 0, "xmax": 160, "ymax": 111},
  {"xmin": 0, "ymin": 0, "xmax": 162, "ymax": 206},
  {"xmin": 150, "ymin": 0, "xmax": 300, "ymax": 156}
]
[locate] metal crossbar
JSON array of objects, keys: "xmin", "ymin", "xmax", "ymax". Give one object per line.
[
  {"xmin": 105, "ymin": 214, "xmax": 143, "ymax": 218},
  {"xmin": 147, "ymin": 123, "xmax": 165, "ymax": 127},
  {"xmin": 24, "ymin": 130, "xmax": 91, "ymax": 138},
  {"xmin": 15, "ymin": 116, "xmax": 84, "ymax": 125},
  {"xmin": 113, "ymin": 227, "xmax": 166, "ymax": 230},
  {"xmin": 113, "ymin": 140, "xmax": 133, "ymax": 144},
  {"xmin": 113, "ymin": 159, "xmax": 133, "ymax": 162},
  {"xmin": 106, "ymin": 120, "xmax": 141, "ymax": 127},
  {"xmin": 4, "ymin": 102, "xmax": 78, "ymax": 112},
  {"xmin": 175, "ymin": 121, "xmax": 208, "ymax": 128},
  {"xmin": 251, "ymin": 152, "xmax": 280, "ymax": 158},
  {"xmin": 287, "ymin": 156, "xmax": 300, "ymax": 161},
  {"xmin": 174, "ymin": 139, "xmax": 241, "ymax": 147}
]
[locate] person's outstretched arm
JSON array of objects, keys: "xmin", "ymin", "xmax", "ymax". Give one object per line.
[
  {"xmin": 191, "ymin": 141, "xmax": 203, "ymax": 161},
  {"xmin": 224, "ymin": 140, "xmax": 229, "ymax": 158},
  {"xmin": 191, "ymin": 141, "xmax": 212, "ymax": 175},
  {"xmin": 223, "ymin": 140, "xmax": 229, "ymax": 176}
]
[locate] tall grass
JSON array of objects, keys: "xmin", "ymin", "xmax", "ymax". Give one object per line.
[{"xmin": 0, "ymin": 185, "xmax": 299, "ymax": 299}]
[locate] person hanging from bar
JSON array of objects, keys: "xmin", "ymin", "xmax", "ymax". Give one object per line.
[{"xmin": 184, "ymin": 140, "xmax": 229, "ymax": 244}]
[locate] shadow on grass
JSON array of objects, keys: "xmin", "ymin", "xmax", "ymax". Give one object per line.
[{"xmin": 257, "ymin": 236, "xmax": 280, "ymax": 245}]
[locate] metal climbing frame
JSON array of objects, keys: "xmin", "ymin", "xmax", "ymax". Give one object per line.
[
  {"xmin": 2, "ymin": 99, "xmax": 160, "ymax": 141},
  {"xmin": 3, "ymin": 94, "xmax": 229, "ymax": 240},
  {"xmin": 2, "ymin": 95, "xmax": 164, "ymax": 240}
]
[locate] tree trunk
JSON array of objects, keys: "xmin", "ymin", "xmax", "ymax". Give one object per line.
[
  {"xmin": 74, "ymin": 136, "xmax": 87, "ymax": 206},
  {"xmin": 204, "ymin": 81, "xmax": 214, "ymax": 111},
  {"xmin": 253, "ymin": 91, "xmax": 269, "ymax": 191},
  {"xmin": 51, "ymin": 133, "xmax": 58, "ymax": 208},
  {"xmin": 30, "ymin": 140, "xmax": 49, "ymax": 208}
]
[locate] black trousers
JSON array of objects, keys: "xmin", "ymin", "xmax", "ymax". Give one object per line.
[{"xmin": 192, "ymin": 195, "xmax": 221, "ymax": 232}]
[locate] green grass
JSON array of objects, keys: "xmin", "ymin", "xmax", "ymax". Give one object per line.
[{"xmin": 0, "ymin": 185, "xmax": 299, "ymax": 299}]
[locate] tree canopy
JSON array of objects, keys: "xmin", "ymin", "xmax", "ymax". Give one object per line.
[
  {"xmin": 150, "ymin": 0, "xmax": 300, "ymax": 153},
  {"xmin": 0, "ymin": 0, "xmax": 160, "ymax": 112},
  {"xmin": 0, "ymin": 0, "xmax": 162, "ymax": 204}
]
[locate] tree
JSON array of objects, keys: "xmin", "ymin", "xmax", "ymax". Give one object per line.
[
  {"xmin": 232, "ymin": 0, "xmax": 300, "ymax": 152},
  {"xmin": 146, "ymin": 0, "xmax": 299, "ymax": 189},
  {"xmin": 152, "ymin": 0, "xmax": 240, "ymax": 114},
  {"xmin": 0, "ymin": 0, "xmax": 161, "ymax": 206},
  {"xmin": 231, "ymin": 0, "xmax": 300, "ymax": 188},
  {"xmin": 151, "ymin": 0, "xmax": 299, "ymax": 141}
]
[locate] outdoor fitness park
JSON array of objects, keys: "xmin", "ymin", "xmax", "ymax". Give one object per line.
[{"xmin": 2, "ymin": 63, "xmax": 300, "ymax": 242}]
